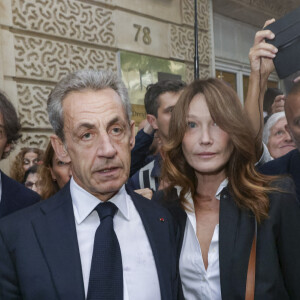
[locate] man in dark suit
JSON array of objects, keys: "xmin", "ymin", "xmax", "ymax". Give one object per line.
[
  {"xmin": 0, "ymin": 70, "xmax": 178, "ymax": 300},
  {"xmin": 0, "ymin": 92, "xmax": 40, "ymax": 218},
  {"xmin": 260, "ymin": 82, "xmax": 300, "ymax": 201}
]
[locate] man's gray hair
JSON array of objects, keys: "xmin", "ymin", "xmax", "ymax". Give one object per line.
[
  {"xmin": 263, "ymin": 111, "xmax": 286, "ymax": 144},
  {"xmin": 47, "ymin": 69, "xmax": 131, "ymax": 141}
]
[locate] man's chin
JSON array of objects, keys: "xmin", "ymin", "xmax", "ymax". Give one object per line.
[{"xmin": 89, "ymin": 181, "xmax": 126, "ymax": 201}]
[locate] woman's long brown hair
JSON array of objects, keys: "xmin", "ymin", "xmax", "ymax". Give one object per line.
[
  {"xmin": 38, "ymin": 142, "xmax": 59, "ymax": 199},
  {"xmin": 162, "ymin": 78, "xmax": 278, "ymax": 223}
]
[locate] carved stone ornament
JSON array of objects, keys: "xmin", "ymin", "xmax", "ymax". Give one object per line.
[
  {"xmin": 182, "ymin": 0, "xmax": 210, "ymax": 30},
  {"xmin": 185, "ymin": 63, "xmax": 211, "ymax": 83},
  {"xmin": 15, "ymin": 35, "xmax": 117, "ymax": 82},
  {"xmin": 20, "ymin": 132, "xmax": 52, "ymax": 149},
  {"xmin": 170, "ymin": 24, "xmax": 210, "ymax": 65},
  {"xmin": 12, "ymin": 0, "xmax": 115, "ymax": 46},
  {"xmin": 17, "ymin": 83, "xmax": 53, "ymax": 129}
]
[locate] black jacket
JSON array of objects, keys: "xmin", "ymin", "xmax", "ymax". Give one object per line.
[
  {"xmin": 153, "ymin": 177, "xmax": 300, "ymax": 300},
  {"xmin": 260, "ymin": 149, "xmax": 300, "ymax": 203},
  {"xmin": 0, "ymin": 171, "xmax": 40, "ymax": 218},
  {"xmin": 0, "ymin": 183, "xmax": 179, "ymax": 300}
]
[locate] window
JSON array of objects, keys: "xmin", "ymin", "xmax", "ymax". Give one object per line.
[
  {"xmin": 215, "ymin": 60, "xmax": 279, "ymax": 104},
  {"xmin": 119, "ymin": 51, "xmax": 186, "ymax": 128}
]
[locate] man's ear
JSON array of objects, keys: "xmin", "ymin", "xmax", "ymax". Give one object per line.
[
  {"xmin": 147, "ymin": 114, "xmax": 158, "ymax": 130},
  {"xmin": 50, "ymin": 135, "xmax": 71, "ymax": 163},
  {"xmin": 129, "ymin": 120, "xmax": 135, "ymax": 150}
]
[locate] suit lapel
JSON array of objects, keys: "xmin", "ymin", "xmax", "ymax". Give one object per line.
[
  {"xmin": 32, "ymin": 184, "xmax": 85, "ymax": 300},
  {"xmin": 219, "ymin": 188, "xmax": 255, "ymax": 299},
  {"xmin": 127, "ymin": 186, "xmax": 173, "ymax": 300},
  {"xmin": 162, "ymin": 189, "xmax": 187, "ymax": 262}
]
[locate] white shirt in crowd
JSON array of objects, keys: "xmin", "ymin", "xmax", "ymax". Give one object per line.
[
  {"xmin": 178, "ymin": 179, "xmax": 228, "ymax": 300},
  {"xmin": 70, "ymin": 177, "xmax": 161, "ymax": 300}
]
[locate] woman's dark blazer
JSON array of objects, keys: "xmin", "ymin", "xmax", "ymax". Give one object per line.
[{"xmin": 153, "ymin": 177, "xmax": 300, "ymax": 300}]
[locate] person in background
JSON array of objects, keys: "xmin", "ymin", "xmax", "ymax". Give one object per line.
[
  {"xmin": 128, "ymin": 80, "xmax": 186, "ymax": 191},
  {"xmin": 23, "ymin": 165, "xmax": 42, "ymax": 196},
  {"xmin": 38, "ymin": 141, "xmax": 72, "ymax": 199},
  {"xmin": 130, "ymin": 119, "xmax": 158, "ymax": 177},
  {"xmin": 260, "ymin": 82, "xmax": 300, "ymax": 201},
  {"xmin": 244, "ymin": 18, "xmax": 300, "ymax": 201},
  {"xmin": 262, "ymin": 112, "xmax": 295, "ymax": 159},
  {"xmin": 10, "ymin": 147, "xmax": 44, "ymax": 182},
  {"xmin": 0, "ymin": 91, "xmax": 40, "ymax": 218}
]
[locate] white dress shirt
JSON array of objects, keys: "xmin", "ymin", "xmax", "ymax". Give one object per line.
[
  {"xmin": 178, "ymin": 179, "xmax": 228, "ymax": 300},
  {"xmin": 71, "ymin": 178, "xmax": 161, "ymax": 300}
]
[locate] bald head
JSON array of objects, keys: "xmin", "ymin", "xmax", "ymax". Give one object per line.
[{"xmin": 285, "ymin": 82, "xmax": 300, "ymax": 150}]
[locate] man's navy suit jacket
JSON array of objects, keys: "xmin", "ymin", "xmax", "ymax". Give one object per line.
[
  {"xmin": 0, "ymin": 171, "xmax": 40, "ymax": 218},
  {"xmin": 0, "ymin": 182, "xmax": 178, "ymax": 300},
  {"xmin": 259, "ymin": 149, "xmax": 300, "ymax": 202}
]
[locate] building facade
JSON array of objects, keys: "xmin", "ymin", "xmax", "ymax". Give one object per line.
[
  {"xmin": 0, "ymin": 0, "xmax": 213, "ymax": 172},
  {"xmin": 0, "ymin": 0, "xmax": 299, "ymax": 172}
]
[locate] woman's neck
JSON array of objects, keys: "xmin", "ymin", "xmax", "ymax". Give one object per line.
[{"xmin": 195, "ymin": 171, "xmax": 226, "ymax": 200}]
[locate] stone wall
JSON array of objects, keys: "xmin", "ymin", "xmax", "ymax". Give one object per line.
[{"xmin": 0, "ymin": 0, "xmax": 213, "ymax": 173}]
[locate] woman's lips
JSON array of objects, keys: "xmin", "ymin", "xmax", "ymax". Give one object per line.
[{"xmin": 198, "ymin": 152, "xmax": 216, "ymax": 158}]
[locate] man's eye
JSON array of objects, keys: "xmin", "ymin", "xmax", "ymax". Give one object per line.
[
  {"xmin": 110, "ymin": 126, "xmax": 123, "ymax": 136},
  {"xmin": 23, "ymin": 160, "xmax": 29, "ymax": 165},
  {"xmin": 82, "ymin": 132, "xmax": 92, "ymax": 140}
]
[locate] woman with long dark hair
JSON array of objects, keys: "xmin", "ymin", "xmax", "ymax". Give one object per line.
[{"xmin": 155, "ymin": 78, "xmax": 300, "ymax": 299}]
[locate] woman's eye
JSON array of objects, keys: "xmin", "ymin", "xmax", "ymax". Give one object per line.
[
  {"xmin": 275, "ymin": 130, "xmax": 284, "ymax": 136},
  {"xmin": 167, "ymin": 107, "xmax": 174, "ymax": 113},
  {"xmin": 187, "ymin": 121, "xmax": 196, "ymax": 128}
]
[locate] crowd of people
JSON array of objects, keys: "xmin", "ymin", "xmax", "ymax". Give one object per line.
[{"xmin": 0, "ymin": 18, "xmax": 300, "ymax": 300}]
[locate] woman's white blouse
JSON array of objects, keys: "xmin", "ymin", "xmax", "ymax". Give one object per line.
[{"xmin": 178, "ymin": 179, "xmax": 228, "ymax": 300}]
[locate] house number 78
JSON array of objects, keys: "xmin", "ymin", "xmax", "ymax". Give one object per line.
[{"xmin": 133, "ymin": 24, "xmax": 152, "ymax": 45}]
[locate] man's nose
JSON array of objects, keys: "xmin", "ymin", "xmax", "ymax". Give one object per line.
[{"xmin": 96, "ymin": 133, "xmax": 117, "ymax": 158}]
